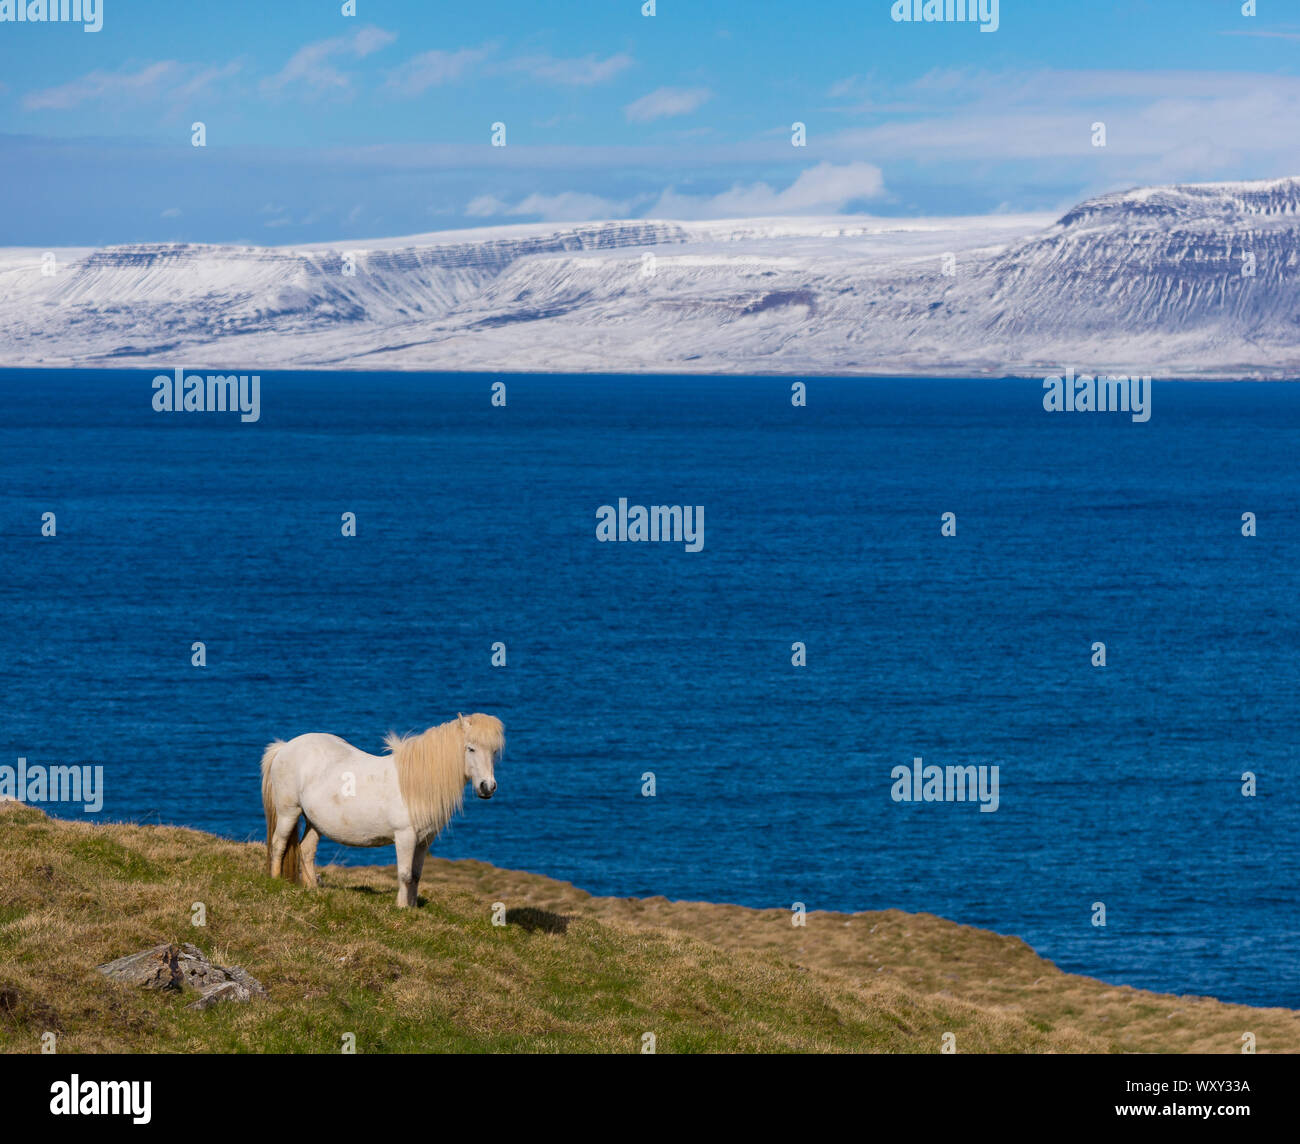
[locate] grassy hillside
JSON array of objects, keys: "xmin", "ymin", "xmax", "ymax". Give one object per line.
[{"xmin": 0, "ymin": 802, "xmax": 1295, "ymax": 1053}]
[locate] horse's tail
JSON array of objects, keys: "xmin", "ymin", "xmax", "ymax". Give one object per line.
[{"xmin": 261, "ymin": 740, "xmax": 299, "ymax": 883}]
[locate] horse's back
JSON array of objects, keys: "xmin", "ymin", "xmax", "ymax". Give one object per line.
[
  {"xmin": 284, "ymin": 731, "xmax": 356, "ymax": 755},
  {"xmin": 281, "ymin": 731, "xmax": 367, "ymax": 763},
  {"xmin": 272, "ymin": 732, "xmax": 403, "ymax": 846}
]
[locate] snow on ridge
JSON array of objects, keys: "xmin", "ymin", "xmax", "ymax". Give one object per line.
[
  {"xmin": 1057, "ymin": 175, "xmax": 1300, "ymax": 229},
  {"xmin": 1, "ymin": 180, "xmax": 1298, "ymax": 378},
  {"xmin": 266, "ymin": 212, "xmax": 1055, "ymax": 254}
]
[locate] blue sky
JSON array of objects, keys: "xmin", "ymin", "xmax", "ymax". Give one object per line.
[{"xmin": 1, "ymin": 0, "xmax": 1297, "ymax": 244}]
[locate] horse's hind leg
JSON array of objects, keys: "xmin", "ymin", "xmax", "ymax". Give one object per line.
[
  {"xmin": 299, "ymin": 820, "xmax": 321, "ymax": 889},
  {"xmin": 269, "ymin": 806, "xmax": 301, "ymax": 879}
]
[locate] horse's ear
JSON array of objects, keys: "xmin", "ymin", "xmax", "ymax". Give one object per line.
[{"xmin": 457, "ymin": 712, "xmax": 467, "ymax": 730}]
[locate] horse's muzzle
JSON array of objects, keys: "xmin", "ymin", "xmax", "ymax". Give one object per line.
[{"xmin": 477, "ymin": 780, "xmax": 496, "ymax": 799}]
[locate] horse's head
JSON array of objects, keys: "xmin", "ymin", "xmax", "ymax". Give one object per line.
[{"xmin": 458, "ymin": 712, "xmax": 502, "ymax": 799}]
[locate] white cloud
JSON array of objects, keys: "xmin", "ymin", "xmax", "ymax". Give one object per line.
[
  {"xmin": 261, "ymin": 26, "xmax": 396, "ymax": 99},
  {"xmin": 510, "ymin": 52, "xmax": 634, "ymax": 86},
  {"xmin": 386, "ymin": 47, "xmax": 630, "ymax": 97},
  {"xmin": 1217, "ymin": 29, "xmax": 1300, "ymax": 42},
  {"xmin": 625, "ymin": 86, "xmax": 712, "ymax": 123},
  {"xmin": 24, "ymin": 60, "xmax": 240, "ymax": 111},
  {"xmin": 822, "ymin": 68, "xmax": 1300, "ymax": 178},
  {"xmin": 161, "ymin": 207, "xmax": 182, "ymax": 218},
  {"xmin": 467, "ymin": 190, "xmax": 640, "ymax": 221},
  {"xmin": 465, "ymin": 194, "xmax": 510, "ymax": 216},
  {"xmin": 386, "ymin": 45, "xmax": 492, "ymax": 96},
  {"xmin": 649, "ymin": 161, "xmax": 886, "ymax": 218},
  {"xmin": 465, "ymin": 162, "xmax": 885, "ymax": 223}
]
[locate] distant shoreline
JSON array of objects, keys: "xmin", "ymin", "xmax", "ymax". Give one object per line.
[{"xmin": 1, "ymin": 365, "xmax": 1299, "ymax": 382}]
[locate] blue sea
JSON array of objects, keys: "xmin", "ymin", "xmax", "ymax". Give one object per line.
[{"xmin": 1, "ymin": 370, "xmax": 1296, "ymax": 1009}]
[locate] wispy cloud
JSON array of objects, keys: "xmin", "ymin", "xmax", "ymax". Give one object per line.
[
  {"xmin": 650, "ymin": 161, "xmax": 886, "ymax": 218},
  {"xmin": 261, "ymin": 26, "xmax": 396, "ymax": 99},
  {"xmin": 625, "ymin": 86, "xmax": 712, "ymax": 123},
  {"xmin": 386, "ymin": 45, "xmax": 493, "ymax": 97},
  {"xmin": 24, "ymin": 60, "xmax": 241, "ymax": 111},
  {"xmin": 386, "ymin": 47, "xmax": 633, "ymax": 97},
  {"xmin": 467, "ymin": 190, "xmax": 641, "ymax": 221},
  {"xmin": 508, "ymin": 52, "xmax": 634, "ymax": 86},
  {"xmin": 1217, "ymin": 29, "xmax": 1300, "ymax": 42},
  {"xmin": 821, "ymin": 68, "xmax": 1300, "ymax": 183},
  {"xmin": 466, "ymin": 161, "xmax": 885, "ymax": 223}
]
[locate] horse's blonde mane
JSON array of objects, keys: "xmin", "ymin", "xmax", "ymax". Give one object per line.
[{"xmin": 385, "ymin": 713, "xmax": 505, "ymax": 837}]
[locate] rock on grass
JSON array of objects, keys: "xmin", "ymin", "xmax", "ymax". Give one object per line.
[{"xmin": 97, "ymin": 943, "xmax": 268, "ymax": 1010}]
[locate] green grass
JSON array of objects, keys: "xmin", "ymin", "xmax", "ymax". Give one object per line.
[{"xmin": 1, "ymin": 802, "xmax": 1296, "ymax": 1054}]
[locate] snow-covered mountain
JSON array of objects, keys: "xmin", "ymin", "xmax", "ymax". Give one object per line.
[{"xmin": 2, "ymin": 179, "xmax": 1298, "ymax": 377}]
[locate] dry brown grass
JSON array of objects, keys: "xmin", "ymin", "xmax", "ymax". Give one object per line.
[
  {"xmin": 434, "ymin": 858, "xmax": 1300, "ymax": 1053},
  {"xmin": 1, "ymin": 802, "xmax": 1294, "ymax": 1053}
]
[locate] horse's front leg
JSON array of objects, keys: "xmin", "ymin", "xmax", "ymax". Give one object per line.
[
  {"xmin": 409, "ymin": 839, "xmax": 429, "ymax": 907},
  {"xmin": 394, "ymin": 829, "xmax": 417, "ymax": 908}
]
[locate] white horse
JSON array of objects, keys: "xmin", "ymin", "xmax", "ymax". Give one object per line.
[{"xmin": 261, "ymin": 712, "xmax": 504, "ymax": 907}]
